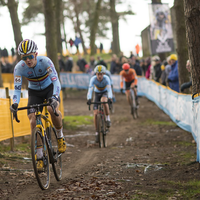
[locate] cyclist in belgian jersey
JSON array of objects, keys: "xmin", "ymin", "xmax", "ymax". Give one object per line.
[
  {"xmin": 10, "ymin": 39, "xmax": 66, "ymax": 169},
  {"xmin": 120, "ymin": 63, "xmax": 139, "ymax": 106},
  {"xmin": 92, "ymin": 65, "xmax": 116, "ymax": 103},
  {"xmin": 87, "ymin": 65, "xmax": 113, "ymax": 143}
]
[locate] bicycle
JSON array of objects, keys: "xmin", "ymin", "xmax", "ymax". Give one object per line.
[
  {"xmin": 128, "ymin": 87, "xmax": 139, "ymax": 119},
  {"xmin": 88, "ymin": 101, "xmax": 111, "ymax": 148},
  {"xmin": 13, "ymin": 100, "xmax": 62, "ymax": 190}
]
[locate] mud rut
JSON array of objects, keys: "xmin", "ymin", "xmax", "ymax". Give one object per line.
[{"xmin": 0, "ymin": 89, "xmax": 199, "ymax": 200}]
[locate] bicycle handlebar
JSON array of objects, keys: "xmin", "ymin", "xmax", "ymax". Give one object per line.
[
  {"xmin": 88, "ymin": 101, "xmax": 112, "ymax": 111},
  {"xmin": 13, "ymin": 102, "xmax": 59, "ymax": 123}
]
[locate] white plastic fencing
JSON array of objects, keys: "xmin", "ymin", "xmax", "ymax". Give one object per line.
[{"xmin": 3, "ymin": 74, "xmax": 199, "ymax": 161}]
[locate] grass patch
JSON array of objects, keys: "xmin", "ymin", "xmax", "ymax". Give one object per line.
[
  {"xmin": 15, "ymin": 143, "xmax": 31, "ymax": 154},
  {"xmin": 174, "ymin": 141, "xmax": 195, "ymax": 147},
  {"xmin": 130, "ymin": 180, "xmax": 200, "ymax": 199},
  {"xmin": 158, "ymin": 180, "xmax": 200, "ymax": 199},
  {"xmin": 141, "ymin": 119, "xmax": 176, "ymax": 126},
  {"xmin": 63, "ymin": 115, "xmax": 93, "ymax": 130}
]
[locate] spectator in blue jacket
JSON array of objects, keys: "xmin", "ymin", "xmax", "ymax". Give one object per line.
[{"xmin": 168, "ymin": 54, "xmax": 179, "ymax": 92}]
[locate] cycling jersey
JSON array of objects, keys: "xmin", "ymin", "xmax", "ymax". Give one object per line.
[
  {"xmin": 105, "ymin": 70, "xmax": 113, "ymax": 85},
  {"xmin": 87, "ymin": 75, "xmax": 112, "ymax": 100},
  {"xmin": 119, "ymin": 68, "xmax": 138, "ymax": 89},
  {"xmin": 13, "ymin": 56, "xmax": 61, "ymax": 104}
]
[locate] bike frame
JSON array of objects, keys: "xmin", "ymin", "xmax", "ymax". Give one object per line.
[{"xmin": 35, "ymin": 107, "xmax": 59, "ymax": 164}]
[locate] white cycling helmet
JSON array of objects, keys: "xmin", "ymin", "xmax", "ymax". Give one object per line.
[
  {"xmin": 94, "ymin": 65, "xmax": 106, "ymax": 73},
  {"xmin": 18, "ymin": 39, "xmax": 38, "ymax": 55}
]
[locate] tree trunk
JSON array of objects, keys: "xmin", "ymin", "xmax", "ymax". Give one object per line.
[
  {"xmin": 43, "ymin": 0, "xmax": 59, "ymax": 73},
  {"xmin": 152, "ymin": 0, "xmax": 161, "ymax": 3},
  {"xmin": 74, "ymin": 3, "xmax": 87, "ymax": 55},
  {"xmin": 55, "ymin": 0, "xmax": 63, "ymax": 56},
  {"xmin": 174, "ymin": 0, "xmax": 189, "ymax": 92},
  {"xmin": 184, "ymin": 0, "xmax": 200, "ymax": 93},
  {"xmin": 7, "ymin": 0, "xmax": 23, "ymax": 62},
  {"xmin": 90, "ymin": 0, "xmax": 102, "ymax": 56},
  {"xmin": 0, "ymin": 64, "xmax": 3, "ymax": 87},
  {"xmin": 110, "ymin": 0, "xmax": 120, "ymax": 56}
]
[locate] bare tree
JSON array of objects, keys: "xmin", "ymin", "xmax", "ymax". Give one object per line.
[
  {"xmin": 73, "ymin": 0, "xmax": 87, "ymax": 55},
  {"xmin": 55, "ymin": 0, "xmax": 63, "ymax": 56},
  {"xmin": 184, "ymin": 0, "xmax": 200, "ymax": 93},
  {"xmin": 90, "ymin": 0, "xmax": 102, "ymax": 55},
  {"xmin": 110, "ymin": 0, "xmax": 120, "ymax": 55},
  {"xmin": 174, "ymin": 0, "xmax": 189, "ymax": 91},
  {"xmin": 42, "ymin": 0, "xmax": 59, "ymax": 72}
]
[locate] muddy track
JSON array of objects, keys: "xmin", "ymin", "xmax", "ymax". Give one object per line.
[{"xmin": 1, "ymin": 90, "xmax": 199, "ymax": 200}]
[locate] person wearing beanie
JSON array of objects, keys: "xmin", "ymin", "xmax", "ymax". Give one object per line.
[{"xmin": 167, "ymin": 54, "xmax": 179, "ymax": 92}]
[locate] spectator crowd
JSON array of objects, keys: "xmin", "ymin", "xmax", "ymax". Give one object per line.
[
  {"xmin": 58, "ymin": 51, "xmax": 191, "ymax": 94},
  {"xmin": 1, "ymin": 45, "xmax": 191, "ymax": 94}
]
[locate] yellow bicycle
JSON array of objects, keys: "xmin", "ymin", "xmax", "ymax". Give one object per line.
[{"xmin": 13, "ymin": 100, "xmax": 62, "ymax": 190}]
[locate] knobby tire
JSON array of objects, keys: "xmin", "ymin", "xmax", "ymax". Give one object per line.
[
  {"xmin": 130, "ymin": 89, "xmax": 138, "ymax": 119},
  {"xmin": 102, "ymin": 116, "xmax": 107, "ymax": 148},
  {"xmin": 97, "ymin": 114, "xmax": 103, "ymax": 148},
  {"xmin": 46, "ymin": 127, "xmax": 62, "ymax": 181},
  {"xmin": 31, "ymin": 127, "xmax": 50, "ymax": 190}
]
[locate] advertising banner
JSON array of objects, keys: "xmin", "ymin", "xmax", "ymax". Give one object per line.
[{"xmin": 148, "ymin": 3, "xmax": 174, "ymax": 54}]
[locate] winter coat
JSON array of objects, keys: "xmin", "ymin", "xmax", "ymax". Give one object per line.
[{"xmin": 168, "ymin": 61, "xmax": 179, "ymax": 92}]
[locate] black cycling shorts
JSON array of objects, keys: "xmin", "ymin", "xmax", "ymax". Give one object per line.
[
  {"xmin": 125, "ymin": 80, "xmax": 137, "ymax": 90},
  {"xmin": 93, "ymin": 91, "xmax": 108, "ymax": 110},
  {"xmin": 27, "ymin": 83, "xmax": 60, "ymax": 115}
]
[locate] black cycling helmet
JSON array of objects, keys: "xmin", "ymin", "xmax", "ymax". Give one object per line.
[{"xmin": 17, "ymin": 39, "xmax": 38, "ymax": 55}]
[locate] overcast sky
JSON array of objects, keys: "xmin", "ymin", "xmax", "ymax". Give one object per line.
[{"xmin": 0, "ymin": 0, "xmax": 174, "ymax": 57}]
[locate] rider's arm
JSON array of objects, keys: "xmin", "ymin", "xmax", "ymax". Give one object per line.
[
  {"xmin": 87, "ymin": 76, "xmax": 95, "ymax": 100},
  {"xmin": 46, "ymin": 58, "xmax": 61, "ymax": 97},
  {"xmin": 13, "ymin": 64, "xmax": 23, "ymax": 104},
  {"xmin": 105, "ymin": 76, "xmax": 112, "ymax": 99}
]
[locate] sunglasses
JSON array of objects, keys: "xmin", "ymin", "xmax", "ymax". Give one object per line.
[{"xmin": 22, "ymin": 55, "xmax": 34, "ymax": 61}]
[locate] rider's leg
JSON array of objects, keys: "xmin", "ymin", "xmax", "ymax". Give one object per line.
[
  {"xmin": 101, "ymin": 97, "xmax": 111, "ymax": 127},
  {"xmin": 48, "ymin": 103, "xmax": 66, "ymax": 153},
  {"xmin": 28, "ymin": 113, "xmax": 36, "ymax": 131},
  {"xmin": 47, "ymin": 102, "xmax": 63, "ymax": 138},
  {"xmin": 28, "ymin": 113, "xmax": 43, "ymax": 159},
  {"xmin": 125, "ymin": 90, "xmax": 131, "ymax": 105},
  {"xmin": 130, "ymin": 84, "xmax": 139, "ymax": 105}
]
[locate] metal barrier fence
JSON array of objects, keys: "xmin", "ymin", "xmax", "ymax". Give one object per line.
[{"xmin": 0, "ymin": 88, "xmax": 64, "ymax": 150}]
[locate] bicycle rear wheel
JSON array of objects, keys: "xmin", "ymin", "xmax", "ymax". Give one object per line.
[
  {"xmin": 31, "ymin": 127, "xmax": 50, "ymax": 190},
  {"xmin": 97, "ymin": 114, "xmax": 103, "ymax": 148},
  {"xmin": 46, "ymin": 127, "xmax": 62, "ymax": 181}
]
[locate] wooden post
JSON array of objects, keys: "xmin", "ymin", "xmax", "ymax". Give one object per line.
[
  {"xmin": 20, "ymin": 92, "xmax": 25, "ymax": 143},
  {"xmin": 6, "ymin": 87, "xmax": 14, "ymax": 151}
]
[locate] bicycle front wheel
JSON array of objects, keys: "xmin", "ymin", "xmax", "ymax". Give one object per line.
[
  {"xmin": 130, "ymin": 90, "xmax": 138, "ymax": 119},
  {"xmin": 46, "ymin": 127, "xmax": 62, "ymax": 181},
  {"xmin": 102, "ymin": 118, "xmax": 107, "ymax": 148},
  {"xmin": 97, "ymin": 114, "xmax": 103, "ymax": 148},
  {"xmin": 31, "ymin": 127, "xmax": 50, "ymax": 190}
]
